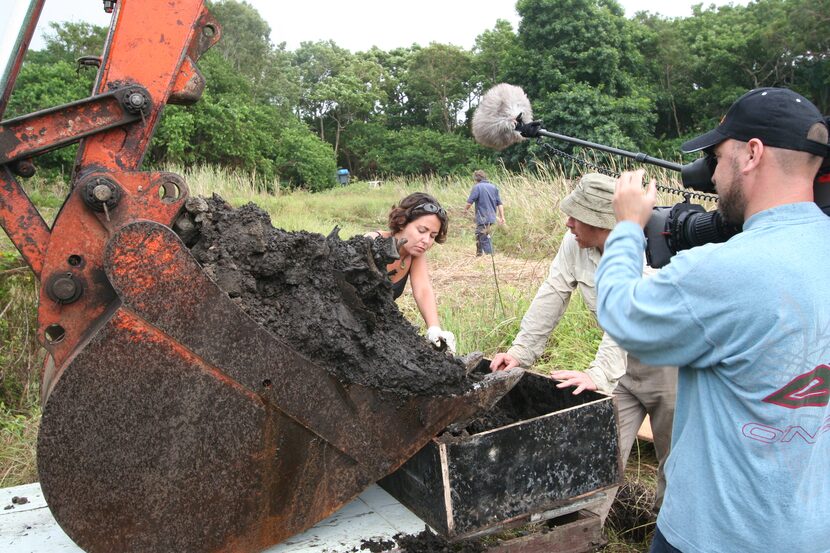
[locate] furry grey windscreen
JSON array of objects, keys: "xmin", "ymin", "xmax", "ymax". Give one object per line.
[{"xmin": 472, "ymin": 84, "xmax": 533, "ymax": 151}]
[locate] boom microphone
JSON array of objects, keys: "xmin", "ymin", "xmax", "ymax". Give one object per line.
[
  {"xmin": 472, "ymin": 83, "xmax": 533, "ymax": 150},
  {"xmin": 473, "ymin": 83, "xmax": 685, "ymax": 173}
]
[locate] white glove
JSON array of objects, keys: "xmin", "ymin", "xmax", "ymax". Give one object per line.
[{"xmin": 426, "ymin": 326, "xmax": 456, "ymax": 354}]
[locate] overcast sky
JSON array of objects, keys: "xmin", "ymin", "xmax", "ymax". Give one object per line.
[{"xmin": 30, "ymin": 0, "xmax": 750, "ymax": 52}]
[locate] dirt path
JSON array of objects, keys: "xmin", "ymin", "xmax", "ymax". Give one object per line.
[{"xmin": 429, "ymin": 249, "xmax": 549, "ymax": 292}]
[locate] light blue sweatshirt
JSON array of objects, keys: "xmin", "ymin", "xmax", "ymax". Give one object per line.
[{"xmin": 596, "ymin": 203, "xmax": 830, "ymax": 553}]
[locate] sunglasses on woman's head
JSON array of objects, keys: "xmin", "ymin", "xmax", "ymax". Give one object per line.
[{"xmin": 411, "ymin": 202, "xmax": 446, "ymax": 218}]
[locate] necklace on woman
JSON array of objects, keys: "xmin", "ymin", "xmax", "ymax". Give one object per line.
[{"xmin": 400, "ymin": 255, "xmax": 409, "ymax": 270}]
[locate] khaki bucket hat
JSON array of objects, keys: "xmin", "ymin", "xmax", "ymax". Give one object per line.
[{"xmin": 560, "ymin": 173, "xmax": 617, "ymax": 230}]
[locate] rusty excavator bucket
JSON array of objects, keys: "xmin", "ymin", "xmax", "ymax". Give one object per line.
[
  {"xmin": 36, "ymin": 220, "xmax": 523, "ymax": 553},
  {"xmin": 0, "ymin": 1, "xmax": 523, "ymax": 552}
]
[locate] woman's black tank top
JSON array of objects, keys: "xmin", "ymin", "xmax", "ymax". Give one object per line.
[{"xmin": 391, "ymin": 270, "xmax": 409, "ymax": 299}]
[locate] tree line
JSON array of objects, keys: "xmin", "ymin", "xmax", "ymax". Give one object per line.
[{"xmin": 7, "ymin": 0, "xmax": 828, "ymax": 190}]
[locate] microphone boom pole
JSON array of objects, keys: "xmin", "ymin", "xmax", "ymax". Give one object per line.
[{"xmin": 517, "ymin": 118, "xmax": 683, "ymax": 173}]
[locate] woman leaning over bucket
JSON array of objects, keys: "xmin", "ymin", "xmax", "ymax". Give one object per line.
[{"xmin": 366, "ymin": 192, "xmax": 456, "ymax": 353}]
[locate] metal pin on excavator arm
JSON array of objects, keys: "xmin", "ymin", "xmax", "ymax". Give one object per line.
[{"xmin": 0, "ymin": 2, "xmax": 521, "ymax": 552}]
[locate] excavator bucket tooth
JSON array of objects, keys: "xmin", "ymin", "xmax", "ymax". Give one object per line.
[{"xmin": 37, "ymin": 221, "xmax": 522, "ymax": 553}]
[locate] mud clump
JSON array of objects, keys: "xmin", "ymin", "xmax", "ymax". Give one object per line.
[
  {"xmin": 360, "ymin": 537, "xmax": 396, "ymax": 552},
  {"xmin": 358, "ymin": 528, "xmax": 486, "ymax": 553},
  {"xmin": 460, "ymin": 404, "xmax": 519, "ymax": 435},
  {"xmin": 442, "ymin": 359, "xmax": 524, "ymax": 437},
  {"xmin": 4, "ymin": 496, "xmax": 29, "ymax": 510},
  {"xmin": 180, "ymin": 195, "xmax": 468, "ymax": 397},
  {"xmin": 394, "ymin": 528, "xmax": 486, "ymax": 553}
]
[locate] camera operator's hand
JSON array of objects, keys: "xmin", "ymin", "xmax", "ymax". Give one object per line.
[
  {"xmin": 613, "ymin": 169, "xmax": 657, "ymax": 228},
  {"xmin": 549, "ymin": 370, "xmax": 598, "ymax": 395}
]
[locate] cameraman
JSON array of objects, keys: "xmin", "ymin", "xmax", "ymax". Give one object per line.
[
  {"xmin": 596, "ymin": 88, "xmax": 830, "ymax": 553},
  {"xmin": 490, "ymin": 173, "xmax": 677, "ymax": 525}
]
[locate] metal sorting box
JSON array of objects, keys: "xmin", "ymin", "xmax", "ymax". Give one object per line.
[{"xmin": 379, "ymin": 368, "xmax": 622, "ymax": 539}]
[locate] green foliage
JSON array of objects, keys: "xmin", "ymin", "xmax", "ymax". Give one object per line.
[
  {"xmin": 345, "ymin": 123, "xmax": 488, "ymax": 177},
  {"xmin": 206, "ymin": 1, "xmax": 302, "ymax": 107},
  {"xmin": 40, "ymin": 21, "xmax": 107, "ymax": 62},
  {"xmin": 274, "ymin": 122, "xmax": 337, "ymax": 190},
  {"xmin": 539, "ymin": 82, "xmax": 657, "ymax": 150},
  {"xmin": 638, "ymin": 0, "xmax": 830, "ymax": 144},
  {"xmin": 510, "ymin": 0, "xmax": 643, "ymax": 98},
  {"xmin": 207, "ymin": 0, "xmax": 289, "ymax": 103},
  {"xmin": 785, "ymin": 0, "xmax": 830, "ymax": 112},
  {"xmin": 307, "ymin": 50, "xmax": 387, "ymax": 157},
  {"xmin": 363, "ymin": 46, "xmax": 427, "ymax": 130},
  {"xmin": 293, "ymin": 40, "xmax": 354, "ymax": 129},
  {"xmin": 406, "ymin": 43, "xmax": 474, "ymax": 133},
  {"xmin": 472, "ymin": 19, "xmax": 520, "ymax": 92},
  {"xmin": 503, "ymin": 0, "xmax": 658, "ymax": 159},
  {"xmin": 151, "ymin": 106, "xmax": 197, "ymax": 164},
  {"xmin": 150, "ymin": 46, "xmax": 337, "ymax": 189}
]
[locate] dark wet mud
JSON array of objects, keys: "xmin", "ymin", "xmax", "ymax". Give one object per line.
[
  {"xmin": 360, "ymin": 537, "xmax": 396, "ymax": 552},
  {"xmin": 394, "ymin": 529, "xmax": 486, "ymax": 553},
  {"xmin": 458, "ymin": 404, "xmax": 519, "ymax": 435},
  {"xmin": 178, "ymin": 195, "xmax": 469, "ymax": 397},
  {"xmin": 443, "ymin": 361, "xmax": 567, "ymax": 437},
  {"xmin": 358, "ymin": 528, "xmax": 486, "ymax": 553}
]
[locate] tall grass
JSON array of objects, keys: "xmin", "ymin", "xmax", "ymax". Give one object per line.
[
  {"xmin": 0, "ymin": 250, "xmax": 42, "ymax": 487},
  {"xmin": 0, "ymin": 402, "xmax": 40, "ymax": 488},
  {"xmin": 0, "ymin": 175, "xmax": 69, "ymax": 486}
]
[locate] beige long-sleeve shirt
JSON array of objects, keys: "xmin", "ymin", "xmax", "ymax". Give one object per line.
[{"xmin": 506, "ymin": 232, "xmax": 626, "ymax": 393}]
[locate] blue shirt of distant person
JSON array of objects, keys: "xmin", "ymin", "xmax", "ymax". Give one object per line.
[{"xmin": 464, "ymin": 169, "xmax": 504, "ymax": 256}]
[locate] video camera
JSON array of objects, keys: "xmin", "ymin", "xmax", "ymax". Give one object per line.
[
  {"xmin": 514, "ymin": 117, "xmax": 829, "ymax": 268},
  {"xmin": 641, "ymin": 151, "xmax": 740, "ymax": 269}
]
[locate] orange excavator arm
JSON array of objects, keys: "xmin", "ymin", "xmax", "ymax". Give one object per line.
[{"xmin": 0, "ymin": 2, "xmax": 520, "ymax": 552}]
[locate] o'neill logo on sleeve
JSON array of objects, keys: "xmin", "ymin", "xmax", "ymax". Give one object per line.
[{"xmin": 763, "ymin": 364, "xmax": 830, "ymax": 409}]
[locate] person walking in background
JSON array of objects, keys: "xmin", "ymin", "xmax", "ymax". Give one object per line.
[
  {"xmin": 597, "ymin": 88, "xmax": 830, "ymax": 552},
  {"xmin": 490, "ymin": 173, "xmax": 676, "ymax": 526},
  {"xmin": 464, "ymin": 170, "xmax": 505, "ymax": 256}
]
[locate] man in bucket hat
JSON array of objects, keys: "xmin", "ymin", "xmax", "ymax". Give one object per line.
[
  {"xmin": 491, "ymin": 172, "xmax": 677, "ymax": 526},
  {"xmin": 596, "ymin": 87, "xmax": 830, "ymax": 552}
]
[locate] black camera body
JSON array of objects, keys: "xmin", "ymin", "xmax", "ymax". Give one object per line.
[
  {"xmin": 643, "ymin": 153, "xmax": 741, "ymax": 268},
  {"xmin": 645, "ymin": 148, "xmax": 827, "ymax": 268},
  {"xmin": 645, "ymin": 202, "xmax": 741, "ymax": 268}
]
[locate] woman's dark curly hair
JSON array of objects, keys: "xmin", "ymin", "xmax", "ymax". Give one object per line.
[{"xmin": 388, "ymin": 192, "xmax": 449, "ymax": 244}]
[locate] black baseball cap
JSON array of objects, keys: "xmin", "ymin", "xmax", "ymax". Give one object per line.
[{"xmin": 681, "ymin": 87, "xmax": 829, "ymax": 156}]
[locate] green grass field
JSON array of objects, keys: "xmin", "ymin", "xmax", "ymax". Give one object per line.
[{"xmin": 0, "ymin": 164, "xmax": 679, "ymax": 550}]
